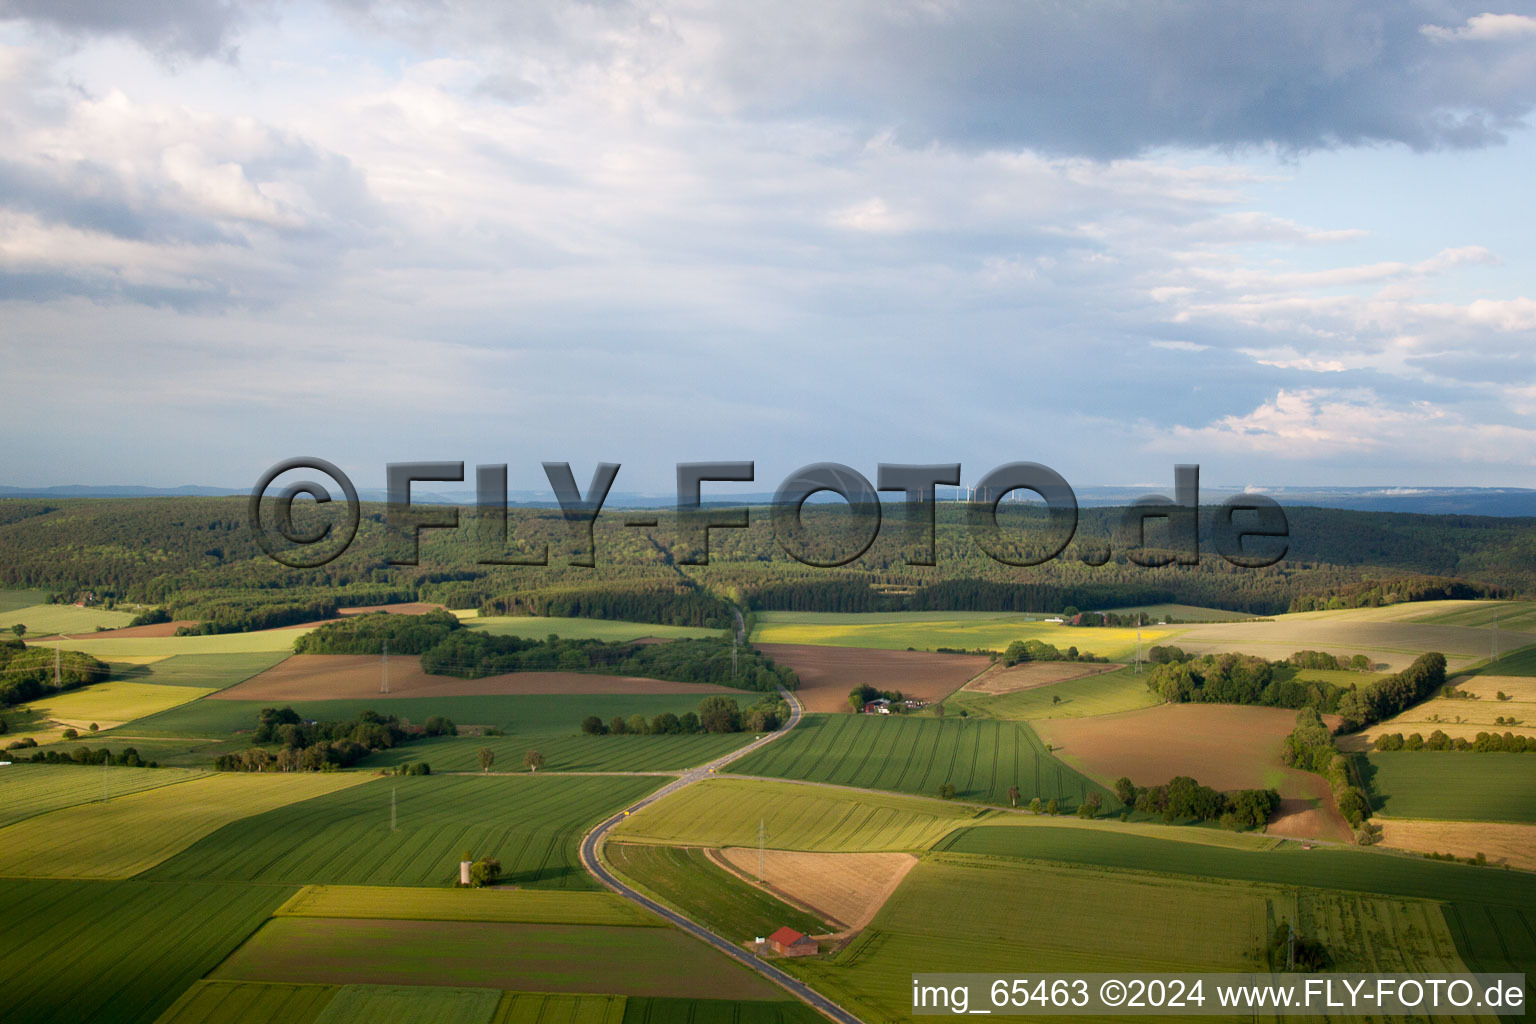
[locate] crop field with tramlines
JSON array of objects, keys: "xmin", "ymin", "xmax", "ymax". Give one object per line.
[
  {"xmin": 1360, "ymin": 752, "xmax": 1536, "ymax": 822},
  {"xmin": 728, "ymin": 713, "xmax": 1114, "ymax": 809},
  {"xmin": 146, "ymin": 773, "xmax": 660, "ymax": 888}
]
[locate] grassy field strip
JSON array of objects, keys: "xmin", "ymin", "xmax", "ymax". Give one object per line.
[
  {"xmin": 0, "ymin": 602, "xmax": 137, "ymax": 635},
  {"xmin": 0, "ymin": 879, "xmax": 295, "ymax": 1024},
  {"xmin": 110, "ymin": 651, "xmax": 295, "ymax": 688},
  {"xmin": 1359, "ymin": 752, "xmax": 1536, "ymax": 822},
  {"xmin": 605, "ymin": 843, "xmax": 828, "ymax": 942},
  {"xmin": 750, "ymin": 612, "xmax": 1169, "ymax": 657},
  {"xmin": 1297, "ymin": 891, "xmax": 1471, "ymax": 972},
  {"xmin": 146, "ymin": 774, "xmax": 662, "ymax": 889},
  {"xmin": 494, "ymin": 993, "xmax": 626, "ymax": 1024},
  {"xmin": 0, "ymin": 588, "xmax": 50, "ymax": 614},
  {"xmin": 43, "ymin": 629, "xmax": 308, "ymax": 658},
  {"xmin": 15, "ymin": 681, "xmax": 221, "ymax": 738},
  {"xmin": 277, "ymin": 885, "xmax": 660, "ymax": 926},
  {"xmin": 618, "ymin": 998, "xmax": 828, "ymax": 1023},
  {"xmin": 610, "ymin": 778, "xmax": 990, "ymax": 851},
  {"xmin": 1473, "ymin": 643, "xmax": 1536, "ymax": 676},
  {"xmin": 211, "ymin": 917, "xmax": 786, "ymax": 1000},
  {"xmin": 0, "ymin": 772, "xmax": 371, "ymax": 879},
  {"xmin": 729, "ymin": 713, "xmax": 1115, "ymax": 810},
  {"xmin": 154, "ymin": 982, "xmax": 339, "ymax": 1024},
  {"xmin": 0, "ymin": 763, "xmax": 212, "ymax": 828},
  {"xmin": 466, "ymin": 617, "xmax": 724, "ymax": 641},
  {"xmin": 945, "ymin": 664, "xmax": 1160, "ymax": 720},
  {"xmin": 313, "ymin": 985, "xmax": 502, "ymax": 1024}
]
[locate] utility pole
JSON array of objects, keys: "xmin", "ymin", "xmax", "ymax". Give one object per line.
[
  {"xmin": 1135, "ymin": 627, "xmax": 1142, "ymax": 674},
  {"xmin": 381, "ymin": 639, "xmax": 389, "ymax": 694},
  {"xmin": 732, "ymin": 635, "xmax": 739, "ymax": 679},
  {"xmin": 758, "ymin": 818, "xmax": 765, "ymax": 882},
  {"xmin": 54, "ymin": 641, "xmax": 61, "ymax": 688},
  {"xmin": 391, "ymin": 787, "xmax": 397, "ymax": 831}
]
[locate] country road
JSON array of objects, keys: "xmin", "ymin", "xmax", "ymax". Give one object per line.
[{"xmin": 577, "ymin": 680, "xmax": 867, "ymax": 1024}]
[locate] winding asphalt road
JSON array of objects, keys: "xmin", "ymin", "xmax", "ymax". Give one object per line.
[{"xmin": 578, "ymin": 674, "xmax": 867, "ymax": 1024}]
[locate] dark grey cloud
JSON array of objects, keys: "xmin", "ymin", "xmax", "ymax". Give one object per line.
[
  {"xmin": 0, "ymin": 0, "xmax": 250, "ymax": 57},
  {"xmin": 701, "ymin": 0, "xmax": 1536, "ymax": 156}
]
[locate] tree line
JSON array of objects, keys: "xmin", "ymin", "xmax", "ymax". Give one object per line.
[
  {"xmin": 0, "ymin": 638, "xmax": 110, "ymax": 709},
  {"xmin": 1373, "ymin": 730, "xmax": 1535, "ymax": 752},
  {"xmin": 581, "ymin": 693, "xmax": 789, "ymax": 735},
  {"xmin": 1281, "ymin": 707, "xmax": 1374, "ymax": 843},
  {"xmin": 1111, "ymin": 775, "xmax": 1280, "ymax": 830},
  {"xmin": 213, "ymin": 706, "xmax": 454, "ymax": 771}
]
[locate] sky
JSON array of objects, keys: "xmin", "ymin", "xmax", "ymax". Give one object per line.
[{"xmin": 2, "ymin": 1, "xmax": 1535, "ymax": 494}]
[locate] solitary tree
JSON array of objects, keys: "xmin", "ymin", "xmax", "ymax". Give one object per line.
[
  {"xmin": 1051, "ymin": 694, "xmax": 1062, "ymax": 704},
  {"xmin": 938, "ymin": 782, "xmax": 957, "ymax": 800},
  {"xmin": 478, "ymin": 747, "xmax": 495, "ymax": 772},
  {"xmin": 1029, "ymin": 796, "xmax": 1043, "ymax": 815},
  {"xmin": 1046, "ymin": 798, "xmax": 1060, "ymax": 816},
  {"xmin": 10, "ymin": 624, "xmax": 25, "ymax": 638},
  {"xmin": 524, "ymin": 749, "xmax": 544, "ymax": 772},
  {"xmin": 580, "ymin": 715, "xmax": 606, "ymax": 735},
  {"xmin": 1007, "ymin": 784, "xmax": 1020, "ymax": 808}
]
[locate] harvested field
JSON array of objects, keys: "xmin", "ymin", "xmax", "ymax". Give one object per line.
[
  {"xmin": 1170, "ymin": 610, "xmax": 1534, "ymax": 672},
  {"xmin": 1034, "ymin": 703, "xmax": 1350, "ymax": 841},
  {"xmin": 715, "ymin": 848, "xmax": 917, "ymax": 932},
  {"xmin": 963, "ymin": 660, "xmax": 1121, "ymax": 695},
  {"xmin": 211, "ymin": 918, "xmax": 784, "ymax": 1000},
  {"xmin": 1341, "ymin": 675, "xmax": 1536, "ymax": 750},
  {"xmin": 752, "ymin": 643, "xmax": 989, "ymax": 711},
  {"xmin": 211, "ymin": 654, "xmax": 747, "ymax": 701},
  {"xmin": 1376, "ymin": 819, "xmax": 1536, "ymax": 871}
]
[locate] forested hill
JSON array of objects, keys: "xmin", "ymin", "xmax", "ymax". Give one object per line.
[{"xmin": 0, "ymin": 497, "xmax": 1529, "ymax": 627}]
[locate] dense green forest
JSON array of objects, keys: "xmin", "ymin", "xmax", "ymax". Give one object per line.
[{"xmin": 0, "ymin": 497, "xmax": 1528, "ymax": 630}]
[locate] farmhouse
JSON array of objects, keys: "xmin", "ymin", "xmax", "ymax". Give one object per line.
[
  {"xmin": 766, "ymin": 926, "xmax": 818, "ymax": 957},
  {"xmin": 863, "ymin": 698, "xmax": 892, "ymax": 714}
]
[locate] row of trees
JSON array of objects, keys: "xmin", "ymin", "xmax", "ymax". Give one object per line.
[
  {"xmin": 1281, "ymin": 708, "xmax": 1374, "ymax": 842},
  {"xmin": 12, "ymin": 745, "xmax": 156, "ymax": 767},
  {"xmin": 216, "ymin": 707, "xmax": 447, "ymax": 771},
  {"xmin": 1111, "ymin": 776, "xmax": 1280, "ymax": 830},
  {"xmin": 1000, "ymin": 638, "xmax": 1103, "ymax": 665},
  {"xmin": 580, "ymin": 694, "xmax": 789, "ymax": 736},
  {"xmin": 1374, "ymin": 730, "xmax": 1536, "ymax": 752}
]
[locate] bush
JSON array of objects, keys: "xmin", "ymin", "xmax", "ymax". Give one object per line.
[
  {"xmin": 60, "ymin": 728, "xmax": 78, "ymax": 740},
  {"xmin": 469, "ymin": 857, "xmax": 501, "ymax": 887}
]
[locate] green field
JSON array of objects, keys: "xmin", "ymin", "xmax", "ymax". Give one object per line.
[
  {"xmin": 619, "ymin": 999, "xmax": 826, "ymax": 1024},
  {"xmin": 0, "ymin": 772, "xmax": 370, "ymax": 878},
  {"xmin": 0, "ymin": 588, "xmax": 50, "ymax": 613},
  {"xmin": 314, "ymin": 985, "xmax": 502, "ymax": 1024},
  {"xmin": 612, "ymin": 778, "xmax": 990, "ymax": 851},
  {"xmin": 0, "ymin": 763, "xmax": 212, "ymax": 828},
  {"xmin": 38, "ymin": 628, "xmax": 307, "ymax": 659},
  {"xmin": 119, "ymin": 692, "xmax": 759, "ymax": 773},
  {"xmin": 1472, "ymin": 642, "xmax": 1536, "ymax": 676},
  {"xmin": 942, "ymin": 664, "xmax": 1160, "ymax": 720},
  {"xmin": 750, "ymin": 611, "xmax": 1172, "ymax": 657},
  {"xmin": 212, "ymin": 917, "xmax": 785, "ymax": 1000},
  {"xmin": 1410, "ymin": 600, "xmax": 1536, "ymax": 630},
  {"xmin": 728, "ymin": 713, "xmax": 1115, "ymax": 810},
  {"xmin": 499, "ymin": 992, "xmax": 626, "ymax": 1024},
  {"xmin": 467, "ymin": 616, "xmax": 724, "ymax": 641},
  {"xmin": 607, "ymin": 843, "xmax": 827, "ymax": 941},
  {"xmin": 785, "ymin": 856, "xmax": 1270, "ymax": 1022},
  {"xmin": 0, "ymin": 879, "xmax": 294, "ymax": 1024},
  {"xmin": 1360, "ymin": 752, "xmax": 1536, "ymax": 822},
  {"xmin": 277, "ymin": 885, "xmax": 659, "ymax": 926},
  {"xmin": 110, "ymin": 650, "xmax": 294, "ymax": 688},
  {"xmin": 1096, "ymin": 603, "xmax": 1258, "ymax": 622},
  {"xmin": 0, "ymin": 601, "xmax": 137, "ymax": 635},
  {"xmin": 154, "ymin": 982, "xmax": 338, "ymax": 1024},
  {"xmin": 146, "ymin": 774, "xmax": 659, "ymax": 889}
]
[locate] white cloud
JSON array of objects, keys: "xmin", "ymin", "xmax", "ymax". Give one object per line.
[{"xmin": 1422, "ymin": 13, "xmax": 1536, "ymax": 43}]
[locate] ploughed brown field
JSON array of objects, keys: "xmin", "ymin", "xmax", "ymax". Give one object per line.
[
  {"xmin": 211, "ymin": 653, "xmax": 749, "ymax": 701},
  {"xmin": 1034, "ymin": 703, "xmax": 1351, "ymax": 842},
  {"xmin": 963, "ymin": 660, "xmax": 1121, "ymax": 695},
  {"xmin": 275, "ymin": 601, "xmax": 451, "ymax": 630},
  {"xmin": 753, "ymin": 643, "xmax": 991, "ymax": 712}
]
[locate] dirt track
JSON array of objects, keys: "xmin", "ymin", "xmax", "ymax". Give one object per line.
[
  {"xmin": 1035, "ymin": 703, "xmax": 1351, "ymax": 842},
  {"xmin": 211, "ymin": 654, "xmax": 748, "ymax": 701},
  {"xmin": 754, "ymin": 643, "xmax": 990, "ymax": 712}
]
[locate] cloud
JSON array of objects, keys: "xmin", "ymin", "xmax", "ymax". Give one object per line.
[
  {"xmin": 1422, "ymin": 13, "xmax": 1536, "ymax": 43},
  {"xmin": 0, "ymin": 0, "xmax": 253, "ymax": 58}
]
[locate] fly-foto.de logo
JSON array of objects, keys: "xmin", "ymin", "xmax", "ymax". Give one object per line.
[{"xmin": 249, "ymin": 458, "xmax": 1288, "ymax": 570}]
